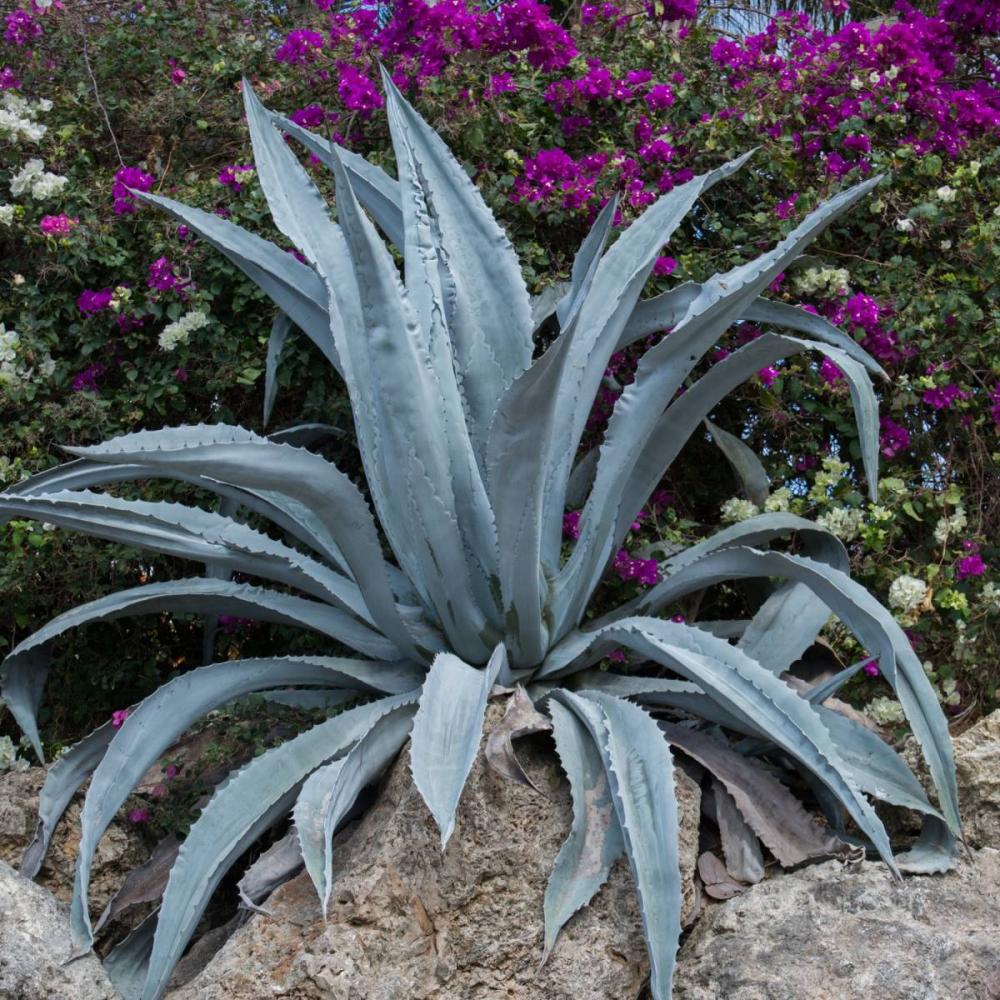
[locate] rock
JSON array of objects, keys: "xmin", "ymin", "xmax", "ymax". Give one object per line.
[
  {"xmin": 169, "ymin": 705, "xmax": 701, "ymax": 1000},
  {"xmin": 674, "ymin": 848, "xmax": 1000, "ymax": 1000},
  {"xmin": 900, "ymin": 709, "xmax": 1000, "ymax": 849},
  {"xmin": 0, "ymin": 765, "xmax": 148, "ymax": 914},
  {"xmin": 0, "ymin": 860, "xmax": 118, "ymax": 1000}
]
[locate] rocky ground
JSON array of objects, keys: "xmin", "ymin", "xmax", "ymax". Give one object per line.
[{"xmin": 0, "ymin": 704, "xmax": 997, "ymax": 999}]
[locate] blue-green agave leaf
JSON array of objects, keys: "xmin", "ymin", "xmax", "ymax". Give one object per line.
[
  {"xmin": 133, "ymin": 190, "xmax": 336, "ymax": 370},
  {"xmin": 295, "ymin": 701, "xmax": 417, "ymax": 914},
  {"xmin": 263, "ymin": 310, "xmax": 294, "ymax": 427},
  {"xmin": 806, "ymin": 659, "xmax": 867, "ymax": 704},
  {"xmin": 0, "ymin": 489, "xmax": 375, "ymax": 623},
  {"xmin": 68, "ymin": 656, "xmax": 379, "ymax": 951},
  {"xmin": 1, "ymin": 578, "xmax": 404, "ymax": 759},
  {"xmin": 631, "ymin": 546, "xmax": 960, "ymax": 837},
  {"xmin": 541, "ymin": 698, "xmax": 624, "ymax": 964},
  {"xmin": 557, "ymin": 177, "xmax": 881, "ymax": 634},
  {"xmin": 896, "ymin": 816, "xmax": 959, "ymax": 874},
  {"xmin": 65, "ymin": 427, "xmax": 426, "ymax": 661},
  {"xmin": 327, "ymin": 141, "xmax": 494, "ymax": 661},
  {"xmin": 268, "ymin": 109, "xmax": 404, "ymax": 248},
  {"xmin": 140, "ymin": 693, "xmax": 417, "ymax": 1000},
  {"xmin": 816, "ymin": 705, "xmax": 942, "ymax": 819},
  {"xmin": 380, "ymin": 68, "xmax": 533, "ymax": 406},
  {"xmin": 705, "ymin": 419, "xmax": 770, "ymax": 508},
  {"xmin": 741, "ymin": 298, "xmax": 887, "ymax": 378},
  {"xmin": 103, "ymin": 910, "xmax": 158, "ymax": 1000},
  {"xmin": 555, "ymin": 194, "xmax": 620, "ymax": 332},
  {"xmin": 20, "ymin": 719, "xmax": 116, "ymax": 878},
  {"xmin": 409, "ymin": 645, "xmax": 505, "ymax": 848},
  {"xmin": 559, "ymin": 619, "xmax": 897, "ymax": 874},
  {"xmin": 578, "ymin": 692, "xmax": 683, "ymax": 1000}
]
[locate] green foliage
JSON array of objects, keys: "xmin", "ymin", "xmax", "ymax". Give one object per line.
[{"xmin": 0, "ymin": 81, "xmax": 961, "ymax": 1000}]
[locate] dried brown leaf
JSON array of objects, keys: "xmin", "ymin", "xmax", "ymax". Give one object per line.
[{"xmin": 484, "ymin": 686, "xmax": 553, "ymax": 793}]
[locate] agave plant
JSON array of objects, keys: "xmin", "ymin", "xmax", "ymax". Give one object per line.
[{"xmin": 0, "ymin": 71, "xmax": 962, "ymax": 1000}]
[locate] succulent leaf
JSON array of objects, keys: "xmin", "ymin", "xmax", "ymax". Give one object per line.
[
  {"xmin": 542, "ymin": 697, "xmax": 624, "ymax": 963},
  {"xmin": 409, "ymin": 645, "xmax": 505, "ymax": 847}
]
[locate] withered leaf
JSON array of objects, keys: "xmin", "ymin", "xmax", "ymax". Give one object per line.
[
  {"xmin": 660, "ymin": 721, "xmax": 851, "ymax": 868},
  {"xmin": 485, "ymin": 685, "xmax": 553, "ymax": 793},
  {"xmin": 94, "ymin": 835, "xmax": 180, "ymax": 935},
  {"xmin": 712, "ymin": 779, "xmax": 765, "ymax": 884},
  {"xmin": 697, "ymin": 850, "xmax": 745, "ymax": 900},
  {"xmin": 237, "ymin": 830, "xmax": 304, "ymax": 914}
]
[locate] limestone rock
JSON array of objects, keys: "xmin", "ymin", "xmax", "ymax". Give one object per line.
[
  {"xmin": 674, "ymin": 849, "xmax": 1000, "ymax": 1000},
  {"xmin": 0, "ymin": 860, "xmax": 118, "ymax": 1000},
  {"xmin": 0, "ymin": 765, "xmax": 148, "ymax": 913},
  {"xmin": 901, "ymin": 709, "xmax": 1000, "ymax": 849},
  {"xmin": 169, "ymin": 709, "xmax": 701, "ymax": 1000}
]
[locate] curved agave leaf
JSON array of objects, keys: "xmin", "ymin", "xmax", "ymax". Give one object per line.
[
  {"xmin": 1, "ymin": 578, "xmax": 401, "ymax": 759},
  {"xmin": 542, "ymin": 513, "xmax": 845, "ymax": 677},
  {"xmin": 132, "ymin": 190, "xmax": 336, "ymax": 371},
  {"xmin": 379, "ymin": 68, "xmax": 534, "ymax": 408},
  {"xmin": 237, "ymin": 829, "xmax": 303, "ymax": 914},
  {"xmin": 0, "ymin": 489, "xmax": 375, "ymax": 622},
  {"xmin": 705, "ymin": 418, "xmax": 770, "ymax": 508},
  {"xmin": 570, "ymin": 670, "xmax": 754, "ymax": 735},
  {"xmin": 140, "ymin": 693, "xmax": 416, "ymax": 1000},
  {"xmin": 617, "ymin": 289, "xmax": 887, "ymax": 380},
  {"xmin": 383, "ymin": 78, "xmax": 501, "ymax": 620},
  {"xmin": 737, "ymin": 529, "xmax": 848, "ymax": 676},
  {"xmin": 268, "ymin": 109, "xmax": 405, "ymax": 248},
  {"xmin": 327, "ymin": 142, "xmax": 493, "ymax": 661},
  {"xmin": 555, "ymin": 194, "xmax": 620, "ymax": 332},
  {"xmin": 896, "ymin": 816, "xmax": 959, "ymax": 874},
  {"xmin": 574, "ymin": 692, "xmax": 683, "ymax": 1000},
  {"xmin": 3, "ymin": 457, "xmax": 352, "ymax": 575},
  {"xmin": 535, "ymin": 153, "xmax": 756, "ymax": 572},
  {"xmin": 103, "ymin": 910, "xmax": 158, "ymax": 1000},
  {"xmin": 630, "ymin": 546, "xmax": 961, "ymax": 837},
  {"xmin": 409, "ymin": 645, "xmax": 505, "ymax": 848},
  {"xmin": 614, "ymin": 282, "xmax": 703, "ymax": 349},
  {"xmin": 295, "ymin": 701, "xmax": 416, "ymax": 914},
  {"xmin": 65, "ymin": 427, "xmax": 426, "ymax": 661},
  {"xmin": 531, "ymin": 281, "xmax": 570, "ymax": 333},
  {"xmin": 69, "ymin": 656, "xmax": 380, "ymax": 951},
  {"xmin": 806, "ymin": 659, "xmax": 867, "ymax": 703},
  {"xmin": 815, "ymin": 705, "xmax": 942, "ymax": 819},
  {"xmin": 556, "ymin": 177, "xmax": 881, "ymax": 634},
  {"xmin": 741, "ymin": 298, "xmax": 887, "ymax": 378},
  {"xmin": 489, "ymin": 156, "xmax": 755, "ymax": 658},
  {"xmin": 542, "ymin": 698, "xmax": 624, "ymax": 964},
  {"xmin": 20, "ymin": 719, "xmax": 115, "ymax": 878},
  {"xmin": 563, "ymin": 329, "xmax": 880, "ymax": 629},
  {"xmin": 560, "ymin": 619, "xmax": 897, "ymax": 874},
  {"xmin": 263, "ymin": 310, "xmax": 294, "ymax": 427}
]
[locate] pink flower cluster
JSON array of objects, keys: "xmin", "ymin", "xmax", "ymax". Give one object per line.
[
  {"xmin": 112, "ymin": 165, "xmax": 155, "ymax": 215},
  {"xmin": 879, "ymin": 416, "xmax": 911, "ymax": 458},
  {"xmin": 77, "ymin": 287, "xmax": 113, "ymax": 314},
  {"xmin": 39, "ymin": 213, "xmax": 77, "ymax": 236},
  {"xmin": 956, "ymin": 541, "xmax": 987, "ymax": 581},
  {"xmin": 710, "ymin": 6, "xmax": 1000, "ymax": 157},
  {"xmin": 4, "ymin": 9, "xmax": 42, "ymax": 47},
  {"xmin": 512, "ymin": 148, "xmax": 608, "ymax": 212},
  {"xmin": 218, "ymin": 163, "xmax": 254, "ymax": 192},
  {"xmin": 613, "ymin": 547, "xmax": 660, "ymax": 586},
  {"xmin": 147, "ymin": 256, "xmax": 185, "ymax": 292}
]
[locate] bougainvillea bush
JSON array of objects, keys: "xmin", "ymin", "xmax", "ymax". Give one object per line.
[{"xmin": 0, "ymin": 0, "xmax": 998, "ymax": 758}]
